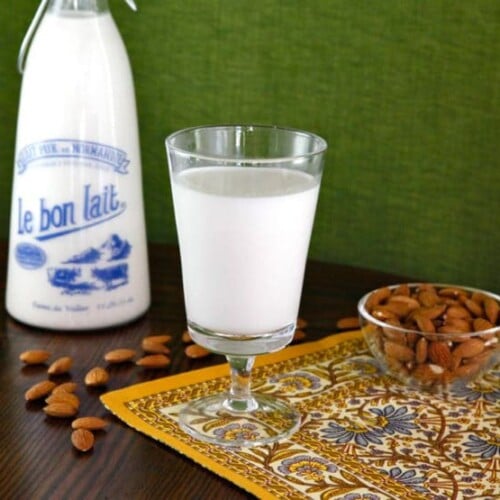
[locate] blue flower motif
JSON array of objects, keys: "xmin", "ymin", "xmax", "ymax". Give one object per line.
[
  {"xmin": 277, "ymin": 455, "xmax": 337, "ymax": 482},
  {"xmin": 450, "ymin": 384, "xmax": 500, "ymax": 403},
  {"xmin": 383, "ymin": 467, "xmax": 428, "ymax": 493},
  {"xmin": 270, "ymin": 371, "xmax": 321, "ymax": 392},
  {"xmin": 463, "ymin": 434, "xmax": 500, "ymax": 459},
  {"xmin": 370, "ymin": 405, "xmax": 418, "ymax": 435},
  {"xmin": 213, "ymin": 423, "xmax": 259, "ymax": 441},
  {"xmin": 321, "ymin": 421, "xmax": 383, "ymax": 447}
]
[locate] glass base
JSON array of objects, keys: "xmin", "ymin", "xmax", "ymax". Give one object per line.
[{"xmin": 179, "ymin": 392, "xmax": 301, "ymax": 447}]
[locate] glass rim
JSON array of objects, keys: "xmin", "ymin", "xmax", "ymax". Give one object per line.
[{"xmin": 165, "ymin": 124, "xmax": 328, "ymax": 164}]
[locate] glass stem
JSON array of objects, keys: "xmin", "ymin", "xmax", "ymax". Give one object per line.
[{"xmin": 225, "ymin": 356, "xmax": 258, "ymax": 412}]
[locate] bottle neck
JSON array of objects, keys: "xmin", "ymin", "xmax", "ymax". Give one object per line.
[{"xmin": 48, "ymin": 0, "xmax": 109, "ymax": 13}]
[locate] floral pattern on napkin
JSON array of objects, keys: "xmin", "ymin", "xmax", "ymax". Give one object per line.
[{"xmin": 102, "ymin": 332, "xmax": 499, "ymax": 500}]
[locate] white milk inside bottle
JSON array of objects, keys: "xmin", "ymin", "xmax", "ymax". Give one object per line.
[{"xmin": 6, "ymin": 0, "xmax": 150, "ymax": 329}]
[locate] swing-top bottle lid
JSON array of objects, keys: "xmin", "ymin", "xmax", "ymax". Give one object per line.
[{"xmin": 18, "ymin": 0, "xmax": 138, "ymax": 74}]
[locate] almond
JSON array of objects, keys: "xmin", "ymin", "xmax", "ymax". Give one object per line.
[
  {"xmin": 336, "ymin": 316, "xmax": 360, "ymax": 330},
  {"xmin": 472, "ymin": 317, "xmax": 494, "ymax": 332},
  {"xmin": 384, "ymin": 341, "xmax": 414, "ymax": 362},
  {"xmin": 438, "ymin": 287, "xmax": 467, "ymax": 298},
  {"xmin": 437, "ymin": 325, "xmax": 469, "ymax": 335},
  {"xmin": 386, "ymin": 356, "xmax": 409, "ymax": 375},
  {"xmin": 24, "ymin": 380, "xmax": 57, "ymax": 401},
  {"xmin": 84, "ymin": 367, "xmax": 109, "ymax": 387},
  {"xmin": 443, "ymin": 318, "xmax": 471, "ymax": 333},
  {"xmin": 141, "ymin": 338, "xmax": 171, "ymax": 355},
  {"xmin": 382, "ymin": 326, "xmax": 406, "ymax": 345},
  {"xmin": 452, "ymin": 338, "xmax": 485, "ymax": 360},
  {"xmin": 296, "ymin": 317, "xmax": 308, "ymax": 329},
  {"xmin": 104, "ymin": 348, "xmax": 136, "ymax": 363},
  {"xmin": 415, "ymin": 304, "xmax": 447, "ymax": 320},
  {"xmin": 181, "ymin": 330, "xmax": 193, "ymax": 343},
  {"xmin": 484, "ymin": 298, "xmax": 499, "ymax": 324},
  {"xmin": 364, "ymin": 283, "xmax": 498, "ymax": 388},
  {"xmin": 427, "ymin": 341, "xmax": 452, "ymax": 369},
  {"xmin": 388, "ymin": 295, "xmax": 420, "ymax": 310},
  {"xmin": 446, "ymin": 306, "xmax": 471, "ymax": 320},
  {"xmin": 462, "ymin": 298, "xmax": 483, "ymax": 317},
  {"xmin": 72, "ymin": 416, "xmax": 108, "ymax": 431},
  {"xmin": 71, "ymin": 428, "xmax": 94, "ymax": 452},
  {"xmin": 53, "ymin": 382, "xmax": 78, "ymax": 394},
  {"xmin": 412, "ymin": 363, "xmax": 442, "ymax": 383},
  {"xmin": 47, "ymin": 356, "xmax": 73, "ymax": 375},
  {"xmin": 415, "ymin": 337, "xmax": 428, "ymax": 364},
  {"xmin": 136, "ymin": 354, "xmax": 171, "ymax": 368},
  {"xmin": 466, "ymin": 350, "xmax": 493, "ymax": 366},
  {"xmin": 46, "ymin": 392, "xmax": 80, "ymax": 409},
  {"xmin": 142, "ymin": 334, "xmax": 172, "ymax": 344},
  {"xmin": 19, "ymin": 349, "xmax": 51, "ymax": 365},
  {"xmin": 417, "ymin": 290, "xmax": 439, "ymax": 307},
  {"xmin": 393, "ymin": 284, "xmax": 411, "ymax": 296},
  {"xmin": 414, "ymin": 314, "xmax": 436, "ymax": 333},
  {"xmin": 184, "ymin": 344, "xmax": 211, "ymax": 359},
  {"xmin": 292, "ymin": 329, "xmax": 306, "ymax": 342},
  {"xmin": 365, "ymin": 287, "xmax": 391, "ymax": 311},
  {"xmin": 453, "ymin": 363, "xmax": 481, "ymax": 379},
  {"xmin": 371, "ymin": 307, "xmax": 398, "ymax": 321},
  {"xmin": 43, "ymin": 402, "xmax": 78, "ymax": 418}
]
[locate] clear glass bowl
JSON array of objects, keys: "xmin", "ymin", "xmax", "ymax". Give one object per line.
[{"xmin": 358, "ymin": 283, "xmax": 500, "ymax": 390}]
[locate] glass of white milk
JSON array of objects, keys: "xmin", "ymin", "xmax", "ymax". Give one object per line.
[{"xmin": 166, "ymin": 125, "xmax": 327, "ymax": 447}]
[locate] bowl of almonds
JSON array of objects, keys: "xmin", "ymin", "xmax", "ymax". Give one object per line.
[{"xmin": 358, "ymin": 283, "xmax": 499, "ymax": 390}]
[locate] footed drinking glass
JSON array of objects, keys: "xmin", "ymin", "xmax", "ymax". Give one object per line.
[{"xmin": 166, "ymin": 125, "xmax": 327, "ymax": 447}]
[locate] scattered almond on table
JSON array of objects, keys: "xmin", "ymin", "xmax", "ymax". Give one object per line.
[
  {"xmin": 136, "ymin": 354, "xmax": 171, "ymax": 368},
  {"xmin": 143, "ymin": 334, "xmax": 172, "ymax": 344},
  {"xmin": 43, "ymin": 401, "xmax": 78, "ymax": 418},
  {"xmin": 48, "ymin": 356, "xmax": 73, "ymax": 375},
  {"xmin": 19, "ymin": 320, "xmax": 313, "ymax": 456},
  {"xmin": 292, "ymin": 329, "xmax": 306, "ymax": 342},
  {"xmin": 72, "ymin": 416, "xmax": 108, "ymax": 431},
  {"xmin": 181, "ymin": 330, "xmax": 192, "ymax": 343},
  {"xmin": 336, "ymin": 316, "xmax": 360, "ymax": 331},
  {"xmin": 84, "ymin": 367, "xmax": 109, "ymax": 387},
  {"xmin": 46, "ymin": 391, "xmax": 80, "ymax": 410},
  {"xmin": 52, "ymin": 382, "xmax": 78, "ymax": 394},
  {"xmin": 141, "ymin": 337, "xmax": 171, "ymax": 355},
  {"xmin": 296, "ymin": 317, "xmax": 308, "ymax": 330},
  {"xmin": 104, "ymin": 348, "xmax": 137, "ymax": 364},
  {"xmin": 24, "ymin": 380, "xmax": 56, "ymax": 401},
  {"xmin": 20, "ymin": 349, "xmax": 51, "ymax": 365},
  {"xmin": 185, "ymin": 344, "xmax": 210, "ymax": 359},
  {"xmin": 71, "ymin": 428, "xmax": 95, "ymax": 452}
]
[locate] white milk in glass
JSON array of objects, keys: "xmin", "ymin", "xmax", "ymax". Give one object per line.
[
  {"xmin": 6, "ymin": 10, "xmax": 150, "ymax": 329},
  {"xmin": 171, "ymin": 167, "xmax": 319, "ymax": 337}
]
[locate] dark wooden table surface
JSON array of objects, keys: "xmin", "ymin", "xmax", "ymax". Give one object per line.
[{"xmin": 0, "ymin": 242, "xmax": 409, "ymax": 499}]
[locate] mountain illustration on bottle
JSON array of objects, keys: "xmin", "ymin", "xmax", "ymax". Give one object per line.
[
  {"xmin": 64, "ymin": 234, "xmax": 131, "ymax": 264},
  {"xmin": 49, "ymin": 234, "xmax": 131, "ymax": 294}
]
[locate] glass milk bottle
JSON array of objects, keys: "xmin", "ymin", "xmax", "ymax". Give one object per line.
[{"xmin": 6, "ymin": 0, "xmax": 150, "ymax": 329}]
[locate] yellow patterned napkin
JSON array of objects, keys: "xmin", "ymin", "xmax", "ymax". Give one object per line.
[{"xmin": 101, "ymin": 331, "xmax": 499, "ymax": 499}]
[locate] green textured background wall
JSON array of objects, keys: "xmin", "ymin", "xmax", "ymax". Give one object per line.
[{"xmin": 1, "ymin": 1, "xmax": 499, "ymax": 292}]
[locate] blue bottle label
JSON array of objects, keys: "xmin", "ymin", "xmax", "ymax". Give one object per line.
[
  {"xmin": 46, "ymin": 234, "xmax": 131, "ymax": 295},
  {"xmin": 13, "ymin": 138, "xmax": 134, "ymax": 298},
  {"xmin": 16, "ymin": 139, "xmax": 130, "ymax": 174},
  {"xmin": 17, "ymin": 183, "xmax": 126, "ymax": 241},
  {"xmin": 15, "ymin": 243, "xmax": 47, "ymax": 269}
]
